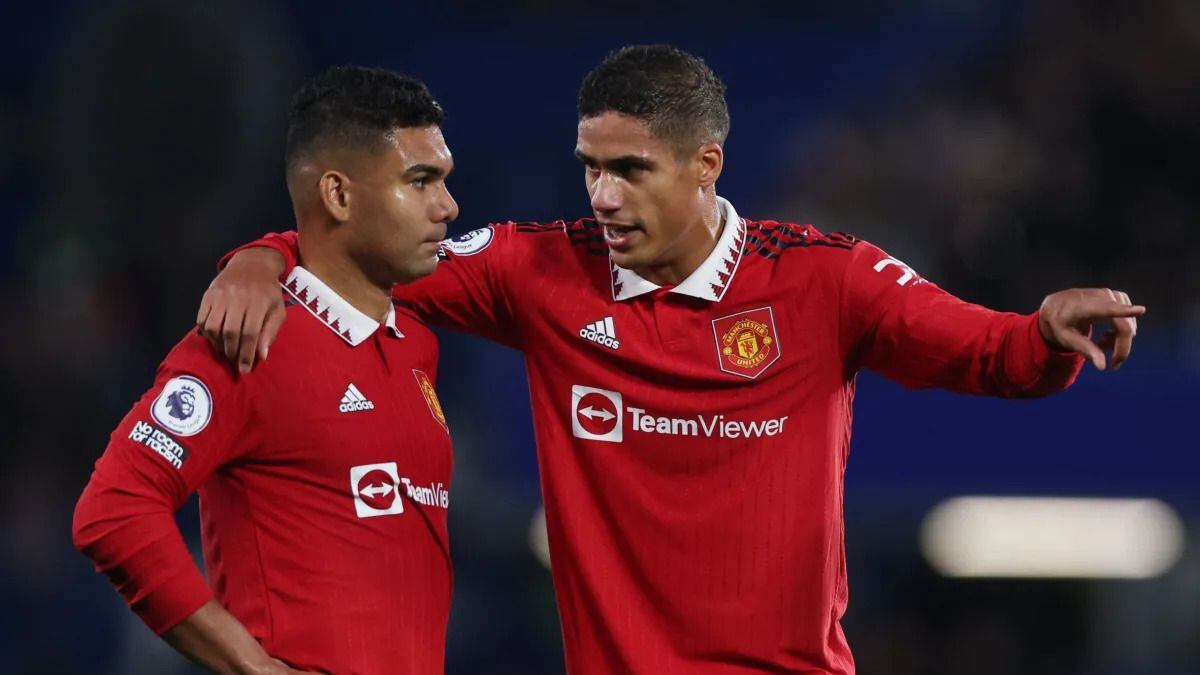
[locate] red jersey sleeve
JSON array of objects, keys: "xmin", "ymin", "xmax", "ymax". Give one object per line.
[
  {"xmin": 73, "ymin": 333, "xmax": 255, "ymax": 634},
  {"xmin": 393, "ymin": 225, "xmax": 522, "ymax": 348},
  {"xmin": 838, "ymin": 240, "xmax": 1084, "ymax": 397},
  {"xmin": 218, "ymin": 230, "xmax": 300, "ymax": 274},
  {"xmin": 220, "ymin": 226, "xmax": 523, "ymax": 348}
]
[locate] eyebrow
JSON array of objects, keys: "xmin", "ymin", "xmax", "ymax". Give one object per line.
[
  {"xmin": 574, "ymin": 150, "xmax": 654, "ymax": 172},
  {"xmin": 404, "ymin": 163, "xmax": 452, "ymax": 178}
]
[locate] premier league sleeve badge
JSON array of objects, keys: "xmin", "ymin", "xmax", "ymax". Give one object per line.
[{"xmin": 151, "ymin": 375, "xmax": 214, "ymax": 436}]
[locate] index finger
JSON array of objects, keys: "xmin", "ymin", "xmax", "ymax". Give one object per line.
[{"xmin": 1085, "ymin": 298, "xmax": 1146, "ymax": 319}]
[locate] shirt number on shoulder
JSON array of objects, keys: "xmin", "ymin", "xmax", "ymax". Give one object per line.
[{"xmin": 873, "ymin": 256, "xmax": 921, "ymax": 287}]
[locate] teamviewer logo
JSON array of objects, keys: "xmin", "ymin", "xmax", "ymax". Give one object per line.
[
  {"xmin": 571, "ymin": 385, "xmax": 623, "ymax": 443},
  {"xmin": 349, "ymin": 462, "xmax": 404, "ymax": 518}
]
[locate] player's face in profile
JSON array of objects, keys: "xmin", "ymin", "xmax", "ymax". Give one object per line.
[
  {"xmin": 349, "ymin": 126, "xmax": 458, "ymax": 284},
  {"xmin": 576, "ymin": 112, "xmax": 710, "ymax": 273}
]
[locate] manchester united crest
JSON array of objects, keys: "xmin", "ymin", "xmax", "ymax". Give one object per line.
[
  {"xmin": 711, "ymin": 306, "xmax": 782, "ymax": 380},
  {"xmin": 412, "ymin": 369, "xmax": 449, "ymax": 433}
]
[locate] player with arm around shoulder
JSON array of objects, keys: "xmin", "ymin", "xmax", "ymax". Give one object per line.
[{"xmin": 194, "ymin": 47, "xmax": 1143, "ymax": 675}]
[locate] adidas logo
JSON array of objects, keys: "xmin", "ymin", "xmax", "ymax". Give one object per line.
[
  {"xmin": 339, "ymin": 383, "xmax": 375, "ymax": 413},
  {"xmin": 579, "ymin": 316, "xmax": 620, "ymax": 350}
]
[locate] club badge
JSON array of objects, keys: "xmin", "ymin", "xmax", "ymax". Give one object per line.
[
  {"xmin": 412, "ymin": 369, "xmax": 449, "ymax": 433},
  {"xmin": 711, "ymin": 306, "xmax": 782, "ymax": 380}
]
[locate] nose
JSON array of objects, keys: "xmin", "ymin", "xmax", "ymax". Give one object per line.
[
  {"xmin": 590, "ymin": 171, "xmax": 623, "ymax": 214},
  {"xmin": 435, "ymin": 184, "xmax": 459, "ymax": 225}
]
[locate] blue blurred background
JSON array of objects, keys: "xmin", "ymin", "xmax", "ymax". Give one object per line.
[{"xmin": 1, "ymin": 1, "xmax": 1196, "ymax": 673}]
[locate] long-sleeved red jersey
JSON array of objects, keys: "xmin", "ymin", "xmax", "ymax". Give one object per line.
[
  {"xmin": 237, "ymin": 197, "xmax": 1083, "ymax": 674},
  {"xmin": 74, "ymin": 266, "xmax": 454, "ymax": 674}
]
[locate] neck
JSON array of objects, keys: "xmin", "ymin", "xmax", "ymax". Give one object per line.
[
  {"xmin": 296, "ymin": 221, "xmax": 392, "ymax": 324},
  {"xmin": 638, "ymin": 194, "xmax": 723, "ymax": 286}
]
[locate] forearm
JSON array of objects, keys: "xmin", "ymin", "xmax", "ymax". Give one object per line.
[
  {"xmin": 73, "ymin": 475, "xmax": 215, "ymax": 632},
  {"xmin": 998, "ymin": 311, "xmax": 1084, "ymax": 397},
  {"xmin": 217, "ymin": 232, "xmax": 295, "ymax": 275},
  {"xmin": 861, "ymin": 304, "xmax": 1082, "ymax": 398},
  {"xmin": 164, "ymin": 600, "xmax": 277, "ymax": 675},
  {"xmin": 227, "ymin": 245, "xmax": 288, "ymax": 278},
  {"xmin": 75, "ymin": 488, "xmax": 286, "ymax": 673}
]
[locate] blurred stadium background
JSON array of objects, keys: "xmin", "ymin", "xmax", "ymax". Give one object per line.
[{"xmin": 1, "ymin": 1, "xmax": 1196, "ymax": 673}]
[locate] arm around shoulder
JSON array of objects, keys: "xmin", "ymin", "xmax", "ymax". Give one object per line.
[{"xmin": 200, "ymin": 235, "xmax": 296, "ymax": 373}]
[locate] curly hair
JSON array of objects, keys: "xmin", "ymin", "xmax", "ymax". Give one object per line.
[
  {"xmin": 285, "ymin": 65, "xmax": 444, "ymax": 171},
  {"xmin": 577, "ymin": 45, "xmax": 729, "ymax": 155}
]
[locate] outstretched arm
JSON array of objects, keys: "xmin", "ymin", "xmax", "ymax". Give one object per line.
[{"xmin": 841, "ymin": 242, "xmax": 1143, "ymax": 396}]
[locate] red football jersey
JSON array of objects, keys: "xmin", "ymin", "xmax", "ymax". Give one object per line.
[
  {"xmin": 73, "ymin": 267, "xmax": 454, "ymax": 674},
  {"xmin": 239, "ymin": 198, "xmax": 1083, "ymax": 674}
]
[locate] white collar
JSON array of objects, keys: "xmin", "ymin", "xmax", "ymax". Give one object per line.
[
  {"xmin": 611, "ymin": 196, "xmax": 746, "ymax": 302},
  {"xmin": 281, "ymin": 266, "xmax": 404, "ymax": 346}
]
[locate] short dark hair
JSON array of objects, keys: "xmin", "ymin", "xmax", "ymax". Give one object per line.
[
  {"xmin": 285, "ymin": 65, "xmax": 444, "ymax": 171},
  {"xmin": 577, "ymin": 45, "xmax": 729, "ymax": 154}
]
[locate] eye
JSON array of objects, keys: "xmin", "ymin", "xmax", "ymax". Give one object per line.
[
  {"xmin": 410, "ymin": 177, "xmax": 427, "ymax": 189},
  {"xmin": 611, "ymin": 162, "xmax": 646, "ymax": 179}
]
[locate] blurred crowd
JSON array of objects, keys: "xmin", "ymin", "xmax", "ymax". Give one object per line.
[
  {"xmin": 783, "ymin": 0, "xmax": 1198, "ymax": 340},
  {"xmin": 0, "ymin": 1, "xmax": 1195, "ymax": 673}
]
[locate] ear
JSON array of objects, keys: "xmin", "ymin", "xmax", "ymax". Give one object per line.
[
  {"xmin": 695, "ymin": 142, "xmax": 723, "ymax": 188},
  {"xmin": 318, "ymin": 170, "xmax": 352, "ymax": 222}
]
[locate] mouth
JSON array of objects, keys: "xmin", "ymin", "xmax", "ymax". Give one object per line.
[
  {"xmin": 422, "ymin": 239, "xmax": 445, "ymax": 259},
  {"xmin": 425, "ymin": 226, "xmax": 448, "ymax": 249},
  {"xmin": 600, "ymin": 221, "xmax": 642, "ymax": 251}
]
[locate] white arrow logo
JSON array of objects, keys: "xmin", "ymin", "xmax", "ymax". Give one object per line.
[
  {"xmin": 360, "ymin": 483, "xmax": 393, "ymax": 499},
  {"xmin": 350, "ymin": 462, "xmax": 404, "ymax": 518},
  {"xmin": 579, "ymin": 405, "xmax": 615, "ymax": 422},
  {"xmin": 571, "ymin": 385, "xmax": 623, "ymax": 443}
]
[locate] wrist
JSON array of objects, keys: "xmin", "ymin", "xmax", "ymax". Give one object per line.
[
  {"xmin": 1035, "ymin": 310, "xmax": 1060, "ymax": 350},
  {"xmin": 166, "ymin": 601, "xmax": 274, "ymax": 675},
  {"xmin": 1031, "ymin": 310, "xmax": 1085, "ymax": 361},
  {"xmin": 229, "ymin": 650, "xmax": 276, "ymax": 675},
  {"xmin": 237, "ymin": 247, "xmax": 287, "ymax": 277}
]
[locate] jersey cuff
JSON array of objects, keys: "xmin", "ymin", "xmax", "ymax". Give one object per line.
[
  {"xmin": 119, "ymin": 533, "xmax": 215, "ymax": 635},
  {"xmin": 1023, "ymin": 311, "xmax": 1085, "ymax": 377}
]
